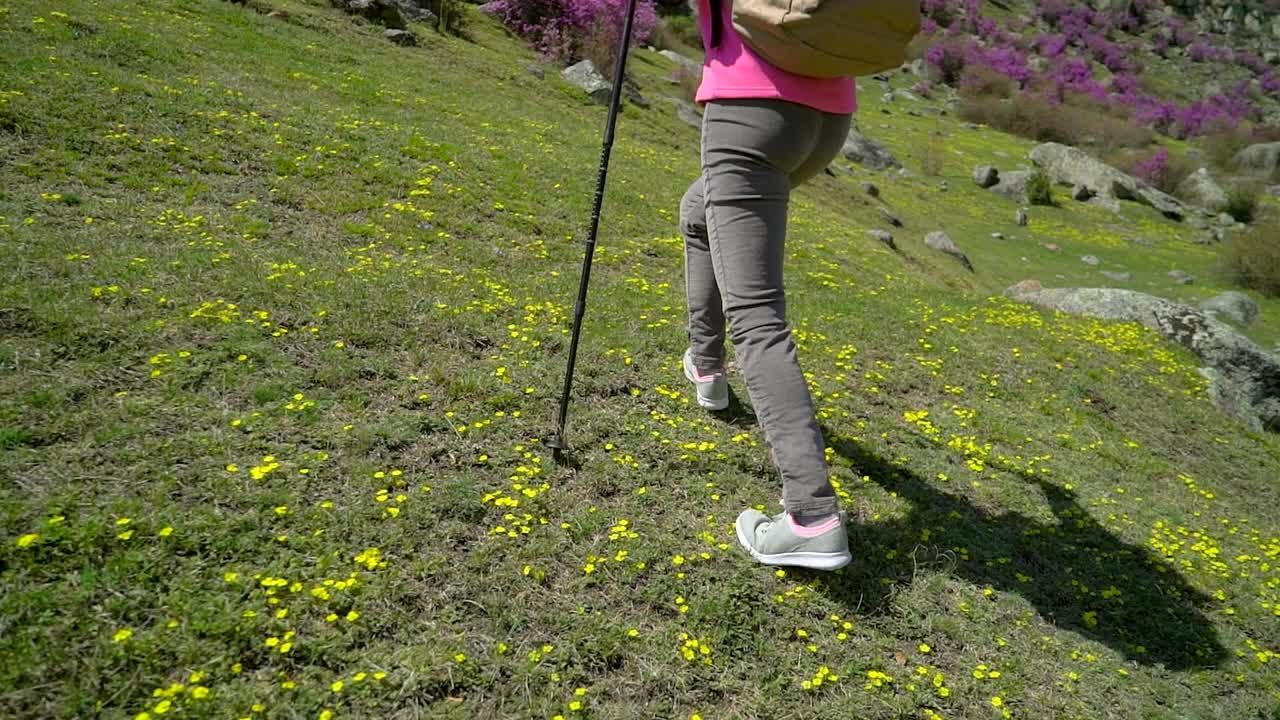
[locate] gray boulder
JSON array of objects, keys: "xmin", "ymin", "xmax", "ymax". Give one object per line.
[
  {"xmin": 924, "ymin": 231, "xmax": 974, "ymax": 272},
  {"xmin": 668, "ymin": 99, "xmax": 701, "ymax": 129},
  {"xmin": 990, "ymin": 170, "xmax": 1033, "ymax": 203},
  {"xmin": 383, "ymin": 28, "xmax": 416, "ymax": 45},
  {"xmin": 1004, "ymin": 285, "xmax": 1280, "ymax": 432},
  {"xmin": 398, "ymin": 0, "xmax": 437, "ymax": 23},
  {"xmin": 333, "ymin": 0, "xmax": 411, "ymax": 28},
  {"xmin": 1101, "ymin": 271, "xmax": 1132, "ymax": 282},
  {"xmin": 842, "ymin": 122, "xmax": 901, "ymax": 170},
  {"xmin": 1200, "ymin": 291, "xmax": 1259, "ymax": 326},
  {"xmin": 1081, "ymin": 255, "xmax": 1100, "ymax": 266},
  {"xmin": 658, "ymin": 49, "xmax": 701, "ymax": 76},
  {"xmin": 1175, "ymin": 168, "xmax": 1229, "ymax": 213},
  {"xmin": 973, "ymin": 165, "xmax": 999, "ymax": 188},
  {"xmin": 868, "ymin": 229, "xmax": 896, "ymax": 250},
  {"xmin": 1030, "ymin": 142, "xmax": 1186, "ymax": 220},
  {"xmin": 1169, "ymin": 270, "xmax": 1195, "ymax": 285},
  {"xmin": 1090, "ymin": 194, "xmax": 1123, "ymax": 212},
  {"xmin": 1234, "ymin": 142, "xmax": 1280, "ymax": 178},
  {"xmin": 621, "ymin": 77, "xmax": 649, "ymax": 108},
  {"xmin": 562, "ymin": 60, "xmax": 611, "ymax": 104}
]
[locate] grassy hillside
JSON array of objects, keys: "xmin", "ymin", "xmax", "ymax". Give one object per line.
[{"xmin": 2, "ymin": 1, "xmax": 1279, "ymax": 719}]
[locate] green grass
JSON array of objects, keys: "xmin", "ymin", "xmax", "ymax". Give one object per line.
[{"xmin": 2, "ymin": 1, "xmax": 1279, "ymax": 719}]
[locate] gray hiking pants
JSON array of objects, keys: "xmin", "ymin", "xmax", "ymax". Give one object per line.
[{"xmin": 680, "ymin": 98, "xmax": 851, "ymax": 517}]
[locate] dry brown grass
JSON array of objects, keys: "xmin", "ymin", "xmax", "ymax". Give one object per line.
[
  {"xmin": 959, "ymin": 91, "xmax": 1153, "ymax": 152},
  {"xmin": 1218, "ymin": 208, "xmax": 1280, "ymax": 296}
]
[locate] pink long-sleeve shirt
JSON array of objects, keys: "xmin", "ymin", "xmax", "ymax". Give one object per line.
[{"xmin": 694, "ymin": 0, "xmax": 857, "ymax": 114}]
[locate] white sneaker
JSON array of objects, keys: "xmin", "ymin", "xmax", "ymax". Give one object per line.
[
  {"xmin": 683, "ymin": 348, "xmax": 728, "ymax": 411},
  {"xmin": 735, "ymin": 509, "xmax": 852, "ymax": 571}
]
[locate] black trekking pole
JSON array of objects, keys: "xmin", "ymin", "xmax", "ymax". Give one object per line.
[{"xmin": 547, "ymin": 0, "xmax": 641, "ymax": 462}]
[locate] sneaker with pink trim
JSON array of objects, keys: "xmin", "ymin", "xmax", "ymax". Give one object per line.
[
  {"xmin": 735, "ymin": 509, "xmax": 851, "ymax": 571},
  {"xmin": 683, "ymin": 348, "xmax": 728, "ymax": 411}
]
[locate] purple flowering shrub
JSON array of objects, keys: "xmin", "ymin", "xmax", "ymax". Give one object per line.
[
  {"xmin": 1263, "ymin": 74, "xmax": 1280, "ymax": 101},
  {"xmin": 1132, "ymin": 146, "xmax": 1169, "ymax": 184},
  {"xmin": 961, "ymin": 42, "xmax": 1031, "ymax": 84},
  {"xmin": 917, "ymin": 0, "xmax": 1280, "ymax": 141},
  {"xmin": 1234, "ymin": 49, "xmax": 1271, "ymax": 76},
  {"xmin": 484, "ymin": 0, "xmax": 656, "ymax": 65},
  {"xmin": 1034, "ymin": 0, "xmax": 1073, "ymax": 29},
  {"xmin": 1169, "ymin": 19, "xmax": 1194, "ymax": 47},
  {"xmin": 1189, "ymin": 42, "xmax": 1232, "ymax": 63},
  {"xmin": 1153, "ymin": 17, "xmax": 1194, "ymax": 56},
  {"xmin": 1117, "ymin": 145, "xmax": 1197, "ymax": 194},
  {"xmin": 922, "ymin": 0, "xmax": 955, "ymax": 28},
  {"xmin": 1043, "ymin": 56, "xmax": 1107, "ymax": 101},
  {"xmin": 1034, "ymin": 33, "xmax": 1068, "ymax": 59},
  {"xmin": 1134, "ymin": 98, "xmax": 1178, "ymax": 133},
  {"xmin": 1110, "ymin": 73, "xmax": 1141, "ymax": 96},
  {"xmin": 925, "ymin": 41, "xmax": 969, "ymax": 85}
]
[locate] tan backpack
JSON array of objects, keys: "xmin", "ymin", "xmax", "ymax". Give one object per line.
[{"xmin": 709, "ymin": 0, "xmax": 922, "ymax": 79}]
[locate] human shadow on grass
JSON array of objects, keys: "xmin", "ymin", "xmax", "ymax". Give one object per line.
[
  {"xmin": 813, "ymin": 434, "xmax": 1227, "ymax": 671},
  {"xmin": 713, "ymin": 385, "xmax": 759, "ymax": 429}
]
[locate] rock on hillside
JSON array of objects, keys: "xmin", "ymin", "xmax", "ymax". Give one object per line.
[
  {"xmin": 1175, "ymin": 168, "xmax": 1230, "ymax": 213},
  {"xmin": 1201, "ymin": 291, "xmax": 1260, "ymax": 326},
  {"xmin": 842, "ymin": 122, "xmax": 901, "ymax": 171},
  {"xmin": 562, "ymin": 60, "xmax": 611, "ymax": 104},
  {"xmin": 1234, "ymin": 142, "xmax": 1280, "ymax": 179},
  {"xmin": 1161, "ymin": 0, "xmax": 1280, "ymax": 40},
  {"xmin": 658, "ymin": 49, "xmax": 701, "ymax": 76},
  {"xmin": 1030, "ymin": 143, "xmax": 1187, "ymax": 220},
  {"xmin": 331, "ymin": 0, "xmax": 437, "ymax": 29},
  {"xmin": 990, "ymin": 170, "xmax": 1033, "ymax": 204},
  {"xmin": 925, "ymin": 231, "xmax": 974, "ymax": 272},
  {"xmin": 1004, "ymin": 284, "xmax": 1280, "ymax": 432}
]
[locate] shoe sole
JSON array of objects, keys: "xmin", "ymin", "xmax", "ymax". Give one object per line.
[
  {"xmin": 683, "ymin": 364, "xmax": 729, "ymax": 411},
  {"xmin": 735, "ymin": 518, "xmax": 852, "ymax": 571}
]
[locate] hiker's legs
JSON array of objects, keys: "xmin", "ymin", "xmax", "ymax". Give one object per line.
[
  {"xmin": 681, "ymin": 176, "xmax": 725, "ymax": 370},
  {"xmin": 680, "ymin": 107, "xmax": 848, "ymax": 375},
  {"xmin": 700, "ymin": 99, "xmax": 850, "ymax": 518}
]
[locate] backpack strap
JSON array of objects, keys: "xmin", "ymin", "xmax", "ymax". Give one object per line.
[{"xmin": 708, "ymin": 0, "xmax": 722, "ymax": 48}]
